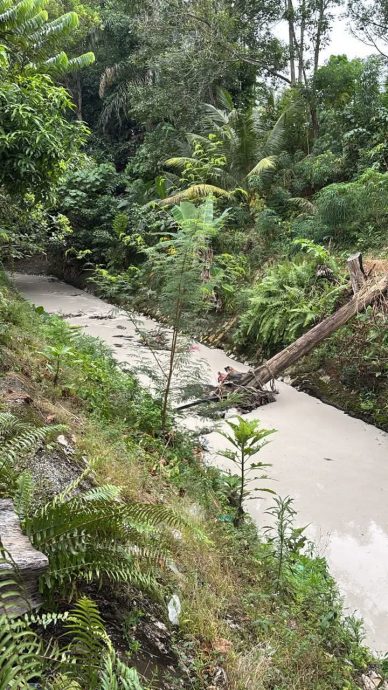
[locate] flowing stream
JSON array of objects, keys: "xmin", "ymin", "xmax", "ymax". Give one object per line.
[{"xmin": 10, "ymin": 272, "xmax": 388, "ymax": 653}]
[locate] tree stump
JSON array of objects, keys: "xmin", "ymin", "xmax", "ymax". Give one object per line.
[
  {"xmin": 347, "ymin": 252, "xmax": 366, "ymax": 294},
  {"xmin": 0, "ymin": 499, "xmax": 48, "ymax": 617}
]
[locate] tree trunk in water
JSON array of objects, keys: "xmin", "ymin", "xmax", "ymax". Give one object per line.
[{"xmin": 242, "ymin": 272, "xmax": 388, "ymax": 388}]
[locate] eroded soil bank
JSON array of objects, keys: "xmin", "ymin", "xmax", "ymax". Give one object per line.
[{"xmin": 11, "ymin": 271, "xmax": 388, "ymax": 653}]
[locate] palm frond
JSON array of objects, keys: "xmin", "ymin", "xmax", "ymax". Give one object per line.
[
  {"xmin": 203, "ymin": 102, "xmax": 230, "ymax": 127},
  {"xmin": 289, "ymin": 197, "xmax": 317, "ymax": 215},
  {"xmin": 247, "ymin": 155, "xmax": 278, "ymax": 177},
  {"xmin": 263, "ymin": 113, "xmax": 285, "ymax": 156},
  {"xmin": 159, "ymin": 184, "xmax": 230, "ymax": 207},
  {"xmin": 164, "ymin": 156, "xmax": 198, "ymax": 170},
  {"xmin": 216, "ymin": 87, "xmax": 234, "ymax": 112}
]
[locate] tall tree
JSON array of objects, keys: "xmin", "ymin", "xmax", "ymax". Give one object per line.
[
  {"xmin": 347, "ymin": 0, "xmax": 388, "ymax": 59},
  {"xmin": 282, "ymin": 0, "xmax": 344, "ymax": 137}
]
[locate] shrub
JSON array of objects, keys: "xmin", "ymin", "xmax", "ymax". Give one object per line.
[{"xmin": 238, "ymin": 242, "xmax": 345, "ymax": 353}]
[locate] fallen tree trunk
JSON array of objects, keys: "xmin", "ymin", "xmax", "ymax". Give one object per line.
[
  {"xmin": 241, "ymin": 272, "xmax": 388, "ymax": 388},
  {"xmin": 176, "ymin": 264, "xmax": 388, "ymax": 413}
]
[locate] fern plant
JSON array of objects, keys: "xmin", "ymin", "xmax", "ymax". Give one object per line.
[
  {"xmin": 23, "ymin": 483, "xmax": 188, "ymax": 597},
  {"xmin": 60, "ymin": 597, "xmax": 143, "ymax": 690},
  {"xmin": 0, "ymin": 545, "xmax": 44, "ymax": 688},
  {"xmin": 0, "ymin": 412, "xmax": 63, "ymax": 496},
  {"xmin": 0, "ymin": 550, "xmax": 143, "ymax": 690},
  {"xmin": 238, "ymin": 245, "xmax": 346, "ymax": 352}
]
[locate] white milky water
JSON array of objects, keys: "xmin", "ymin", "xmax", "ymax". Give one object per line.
[{"xmin": 10, "ymin": 272, "xmax": 388, "ymax": 653}]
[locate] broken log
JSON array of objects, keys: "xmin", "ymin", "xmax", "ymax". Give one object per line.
[
  {"xmin": 347, "ymin": 252, "xmax": 366, "ymax": 294},
  {"xmin": 241, "ymin": 272, "xmax": 388, "ymax": 388},
  {"xmin": 0, "ymin": 499, "xmax": 48, "ymax": 616}
]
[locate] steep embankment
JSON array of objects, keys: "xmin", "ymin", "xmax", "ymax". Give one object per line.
[{"xmin": 0, "ymin": 269, "xmax": 386, "ymax": 689}]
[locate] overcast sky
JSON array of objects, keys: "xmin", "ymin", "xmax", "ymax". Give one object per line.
[{"xmin": 274, "ymin": 6, "xmax": 377, "ymax": 64}]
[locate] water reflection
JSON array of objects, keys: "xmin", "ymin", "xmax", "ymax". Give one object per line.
[{"xmin": 311, "ymin": 522, "xmax": 388, "ymax": 653}]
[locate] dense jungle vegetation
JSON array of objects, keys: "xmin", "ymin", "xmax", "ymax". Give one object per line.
[
  {"xmin": 2, "ymin": 0, "xmax": 387, "ymax": 427},
  {"xmin": 0, "ymin": 0, "xmax": 387, "ymax": 687}
]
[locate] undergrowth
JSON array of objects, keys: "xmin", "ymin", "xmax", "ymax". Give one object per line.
[{"xmin": 0, "ymin": 271, "xmax": 381, "ymax": 689}]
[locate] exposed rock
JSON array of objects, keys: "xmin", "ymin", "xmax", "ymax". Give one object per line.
[
  {"xmin": 56, "ymin": 434, "xmax": 69, "ymax": 448},
  {"xmin": 0, "ymin": 373, "xmax": 34, "ymax": 407},
  {"xmin": 140, "ymin": 617, "xmax": 172, "ymax": 657},
  {"xmin": 362, "ymin": 671, "xmax": 385, "ymax": 690},
  {"xmin": 0, "ymin": 499, "xmax": 48, "ymax": 616},
  {"xmin": 56, "ymin": 434, "xmax": 75, "ymax": 456},
  {"xmin": 167, "ymin": 594, "xmax": 181, "ymax": 625},
  {"xmin": 16, "ymin": 447, "xmax": 84, "ymax": 499},
  {"xmin": 224, "ymin": 407, "xmax": 239, "ymax": 419}
]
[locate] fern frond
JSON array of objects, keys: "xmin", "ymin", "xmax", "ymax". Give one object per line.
[
  {"xmin": 100, "ymin": 647, "xmax": 143, "ymax": 690},
  {"xmin": 65, "ymin": 596, "xmax": 108, "ymax": 651},
  {"xmin": 0, "ymin": 412, "xmax": 19, "ymax": 441},
  {"xmin": 13, "ymin": 471, "xmax": 35, "ymax": 518},
  {"xmin": 0, "ymin": 421, "xmax": 62, "ymax": 467},
  {"xmin": 60, "ymin": 598, "xmax": 143, "ymax": 688},
  {"xmin": 23, "ymin": 493, "xmax": 190, "ymax": 596},
  {"xmin": 83, "ymin": 484, "xmax": 122, "ymax": 502},
  {"xmin": 0, "ymin": 413, "xmax": 63, "ymax": 496}
]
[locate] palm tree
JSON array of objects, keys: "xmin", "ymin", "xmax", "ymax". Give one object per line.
[{"xmin": 160, "ymin": 89, "xmax": 285, "ymax": 206}]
